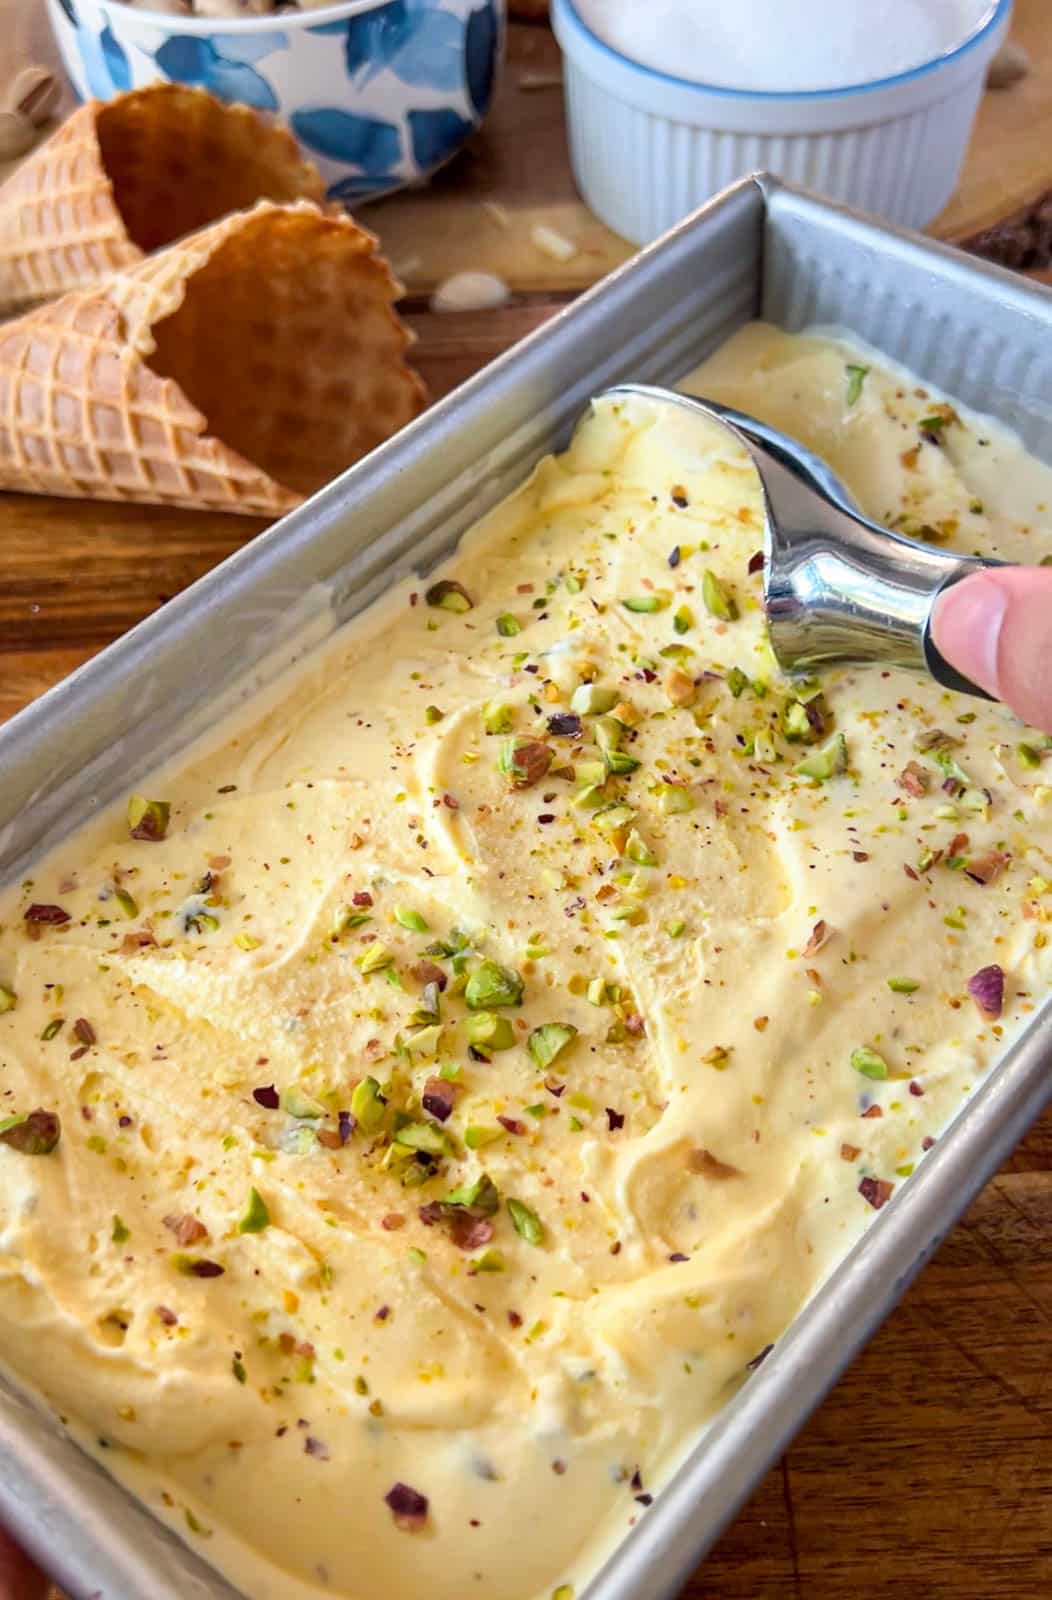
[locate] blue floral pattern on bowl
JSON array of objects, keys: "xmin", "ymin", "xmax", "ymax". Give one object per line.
[{"xmin": 46, "ymin": 0, "xmax": 504, "ymax": 202}]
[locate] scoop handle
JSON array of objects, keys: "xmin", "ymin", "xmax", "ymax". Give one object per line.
[
  {"xmin": 594, "ymin": 385, "xmax": 1006, "ymax": 700},
  {"xmin": 753, "ymin": 442, "xmax": 1004, "ymax": 698}
]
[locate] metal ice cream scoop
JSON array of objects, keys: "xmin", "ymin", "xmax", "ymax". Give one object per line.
[{"xmin": 602, "ymin": 384, "xmax": 1005, "ymax": 700}]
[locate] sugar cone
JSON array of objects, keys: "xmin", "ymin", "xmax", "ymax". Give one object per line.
[
  {"xmin": 0, "ymin": 200, "xmax": 427, "ymax": 516},
  {"xmin": 0, "ymin": 84, "xmax": 326, "ymax": 315}
]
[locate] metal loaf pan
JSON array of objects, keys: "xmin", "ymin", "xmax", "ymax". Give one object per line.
[{"xmin": 2, "ymin": 176, "xmax": 1052, "ymax": 1600}]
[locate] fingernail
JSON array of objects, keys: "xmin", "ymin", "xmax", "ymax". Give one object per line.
[{"xmin": 932, "ymin": 574, "xmax": 1008, "ymax": 696}]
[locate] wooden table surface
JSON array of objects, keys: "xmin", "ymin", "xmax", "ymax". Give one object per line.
[{"xmin": 4, "ymin": 2, "xmax": 1052, "ymax": 1597}]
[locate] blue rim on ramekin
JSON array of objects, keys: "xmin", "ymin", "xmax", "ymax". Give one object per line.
[{"xmin": 559, "ymin": 0, "xmax": 1011, "ymax": 101}]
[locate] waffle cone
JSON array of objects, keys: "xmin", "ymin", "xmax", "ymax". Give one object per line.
[
  {"xmin": 0, "ymin": 200, "xmax": 427, "ymax": 516},
  {"xmin": 0, "ymin": 84, "xmax": 326, "ymax": 315}
]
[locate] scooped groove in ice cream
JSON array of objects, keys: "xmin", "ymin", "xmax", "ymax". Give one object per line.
[{"xmin": 1, "ymin": 324, "xmax": 1051, "ymax": 1600}]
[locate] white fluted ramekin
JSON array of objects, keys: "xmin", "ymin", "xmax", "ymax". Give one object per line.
[{"xmin": 552, "ymin": 0, "xmax": 1012, "ymax": 245}]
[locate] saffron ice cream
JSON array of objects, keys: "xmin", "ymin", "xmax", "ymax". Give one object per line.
[{"xmin": 0, "ymin": 324, "xmax": 1050, "ymax": 1600}]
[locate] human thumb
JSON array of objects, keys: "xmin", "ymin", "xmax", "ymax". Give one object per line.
[{"xmin": 932, "ymin": 567, "xmax": 1052, "ymax": 735}]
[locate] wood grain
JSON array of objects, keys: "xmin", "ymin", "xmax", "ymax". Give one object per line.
[
  {"xmin": 699, "ymin": 1172, "xmax": 1052, "ymax": 1598},
  {"xmin": 937, "ymin": 0, "xmax": 1052, "ymax": 246},
  {"xmin": 3, "ymin": 4, "xmax": 1052, "ymax": 1598}
]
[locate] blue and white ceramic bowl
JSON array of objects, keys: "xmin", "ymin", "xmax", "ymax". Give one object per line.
[{"xmin": 46, "ymin": 0, "xmax": 505, "ymax": 203}]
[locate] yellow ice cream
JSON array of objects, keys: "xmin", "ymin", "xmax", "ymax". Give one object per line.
[{"xmin": 1, "ymin": 324, "xmax": 1051, "ymax": 1600}]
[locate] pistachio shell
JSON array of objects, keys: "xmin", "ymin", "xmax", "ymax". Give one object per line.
[{"xmin": 5, "ymin": 66, "xmax": 61, "ymax": 126}]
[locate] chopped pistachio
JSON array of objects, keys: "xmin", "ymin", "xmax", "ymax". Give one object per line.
[
  {"xmin": 357, "ymin": 942, "xmax": 393, "ymax": 975},
  {"xmin": 934, "ymin": 748, "xmax": 972, "ymax": 787},
  {"xmin": 473, "ymin": 1249, "xmax": 505, "ymax": 1272},
  {"xmin": 425, "ymin": 579, "xmax": 473, "ymax": 612},
  {"xmin": 553, "ymin": 1587, "xmax": 575, "ymax": 1600},
  {"xmin": 446, "ymin": 1173, "xmax": 500, "ymax": 1213},
  {"xmin": 726, "ymin": 666, "xmax": 749, "ymax": 698},
  {"xmin": 665, "ymin": 668, "xmax": 696, "ymax": 708},
  {"xmin": 394, "ymin": 907, "xmax": 429, "ymax": 933},
  {"xmin": 624, "ymin": 828, "xmax": 658, "ymax": 866},
  {"xmin": 781, "ymin": 699, "xmax": 814, "ymax": 742},
  {"xmin": 127, "ymin": 796, "xmax": 170, "ymax": 841},
  {"xmin": 851, "ymin": 1046, "xmax": 889, "ymax": 1080},
  {"xmin": 465, "ymin": 959, "xmax": 524, "ymax": 1010},
  {"xmin": 282, "ymin": 1125, "xmax": 320, "ymax": 1159},
  {"xmin": 593, "ymin": 715, "xmax": 623, "ymax": 753},
  {"xmin": 527, "ymin": 1023, "xmax": 578, "ymax": 1069},
  {"xmin": 400, "ymin": 1160, "xmax": 432, "ymax": 1189},
  {"xmin": 411, "ymin": 983, "xmax": 442, "ymax": 1025},
  {"xmin": 666, "ymin": 918, "xmax": 687, "ymax": 938},
  {"xmin": 795, "ymin": 733, "xmax": 848, "ymax": 781},
  {"xmin": 111, "ymin": 1215, "xmax": 130, "ymax": 1245},
  {"xmin": 483, "ymin": 701, "xmax": 515, "ymax": 735},
  {"xmin": 570, "ymin": 683, "xmax": 618, "ymax": 716},
  {"xmin": 238, "ymin": 1187, "xmax": 270, "ymax": 1233},
  {"xmin": 465, "ymin": 1010, "xmax": 516, "ymax": 1050},
  {"xmin": 887, "ymin": 978, "xmax": 920, "ymax": 994},
  {"xmin": 918, "ymin": 411, "xmax": 953, "ymax": 439},
  {"xmin": 657, "ymin": 783, "xmax": 694, "ymax": 814},
  {"xmin": 845, "ymin": 363, "xmax": 869, "ymax": 406},
  {"xmin": 496, "ymin": 613, "xmax": 521, "ymax": 637},
  {"xmin": 394, "ymin": 1120, "xmax": 454, "ymax": 1156},
  {"xmin": 673, "ymin": 605, "xmax": 694, "ymax": 635},
  {"xmin": 960, "ymin": 786, "xmax": 992, "ymax": 818},
  {"xmin": 114, "ymin": 889, "xmax": 139, "ymax": 919},
  {"xmin": 593, "ymin": 802, "xmax": 636, "ymax": 835},
  {"xmin": 0, "ymin": 1109, "xmax": 60, "ymax": 1155},
  {"xmin": 40, "ymin": 1017, "xmax": 63, "ymax": 1041},
  {"xmin": 574, "ymin": 783, "xmax": 608, "ymax": 812},
  {"xmin": 574, "ymin": 758, "xmax": 607, "ymax": 789},
  {"xmin": 914, "ymin": 728, "xmax": 961, "ymax": 754},
  {"xmin": 499, "ymin": 738, "xmax": 553, "ymax": 789},
  {"xmin": 702, "ymin": 570, "xmax": 738, "ymax": 621},
  {"xmin": 406, "ymin": 1023, "xmax": 443, "ymax": 1057},
  {"xmin": 235, "ymin": 932, "xmax": 261, "ymax": 951},
  {"xmin": 282, "ymin": 1087, "xmax": 325, "ymax": 1120},
  {"xmin": 465, "ymin": 1125, "xmax": 504, "ymax": 1149},
  {"xmin": 605, "ymin": 750, "xmax": 641, "ymax": 775},
  {"xmin": 0, "ymin": 985, "xmax": 15, "ymax": 1014},
  {"xmin": 587, "ymin": 977, "xmax": 613, "ymax": 1006},
  {"xmin": 621, "ymin": 595, "xmax": 668, "ymax": 614},
  {"xmin": 350, "ymin": 1076, "xmax": 386, "ymax": 1134},
  {"xmin": 507, "ymin": 1198, "xmax": 545, "ymax": 1246},
  {"xmin": 424, "ymin": 705, "xmax": 444, "ymax": 724},
  {"xmin": 332, "ymin": 906, "xmax": 371, "ymax": 936},
  {"xmin": 186, "ymin": 911, "xmax": 219, "ymax": 935}
]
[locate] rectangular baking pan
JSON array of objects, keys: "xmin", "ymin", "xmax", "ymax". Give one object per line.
[{"xmin": 2, "ymin": 174, "xmax": 1052, "ymax": 1600}]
